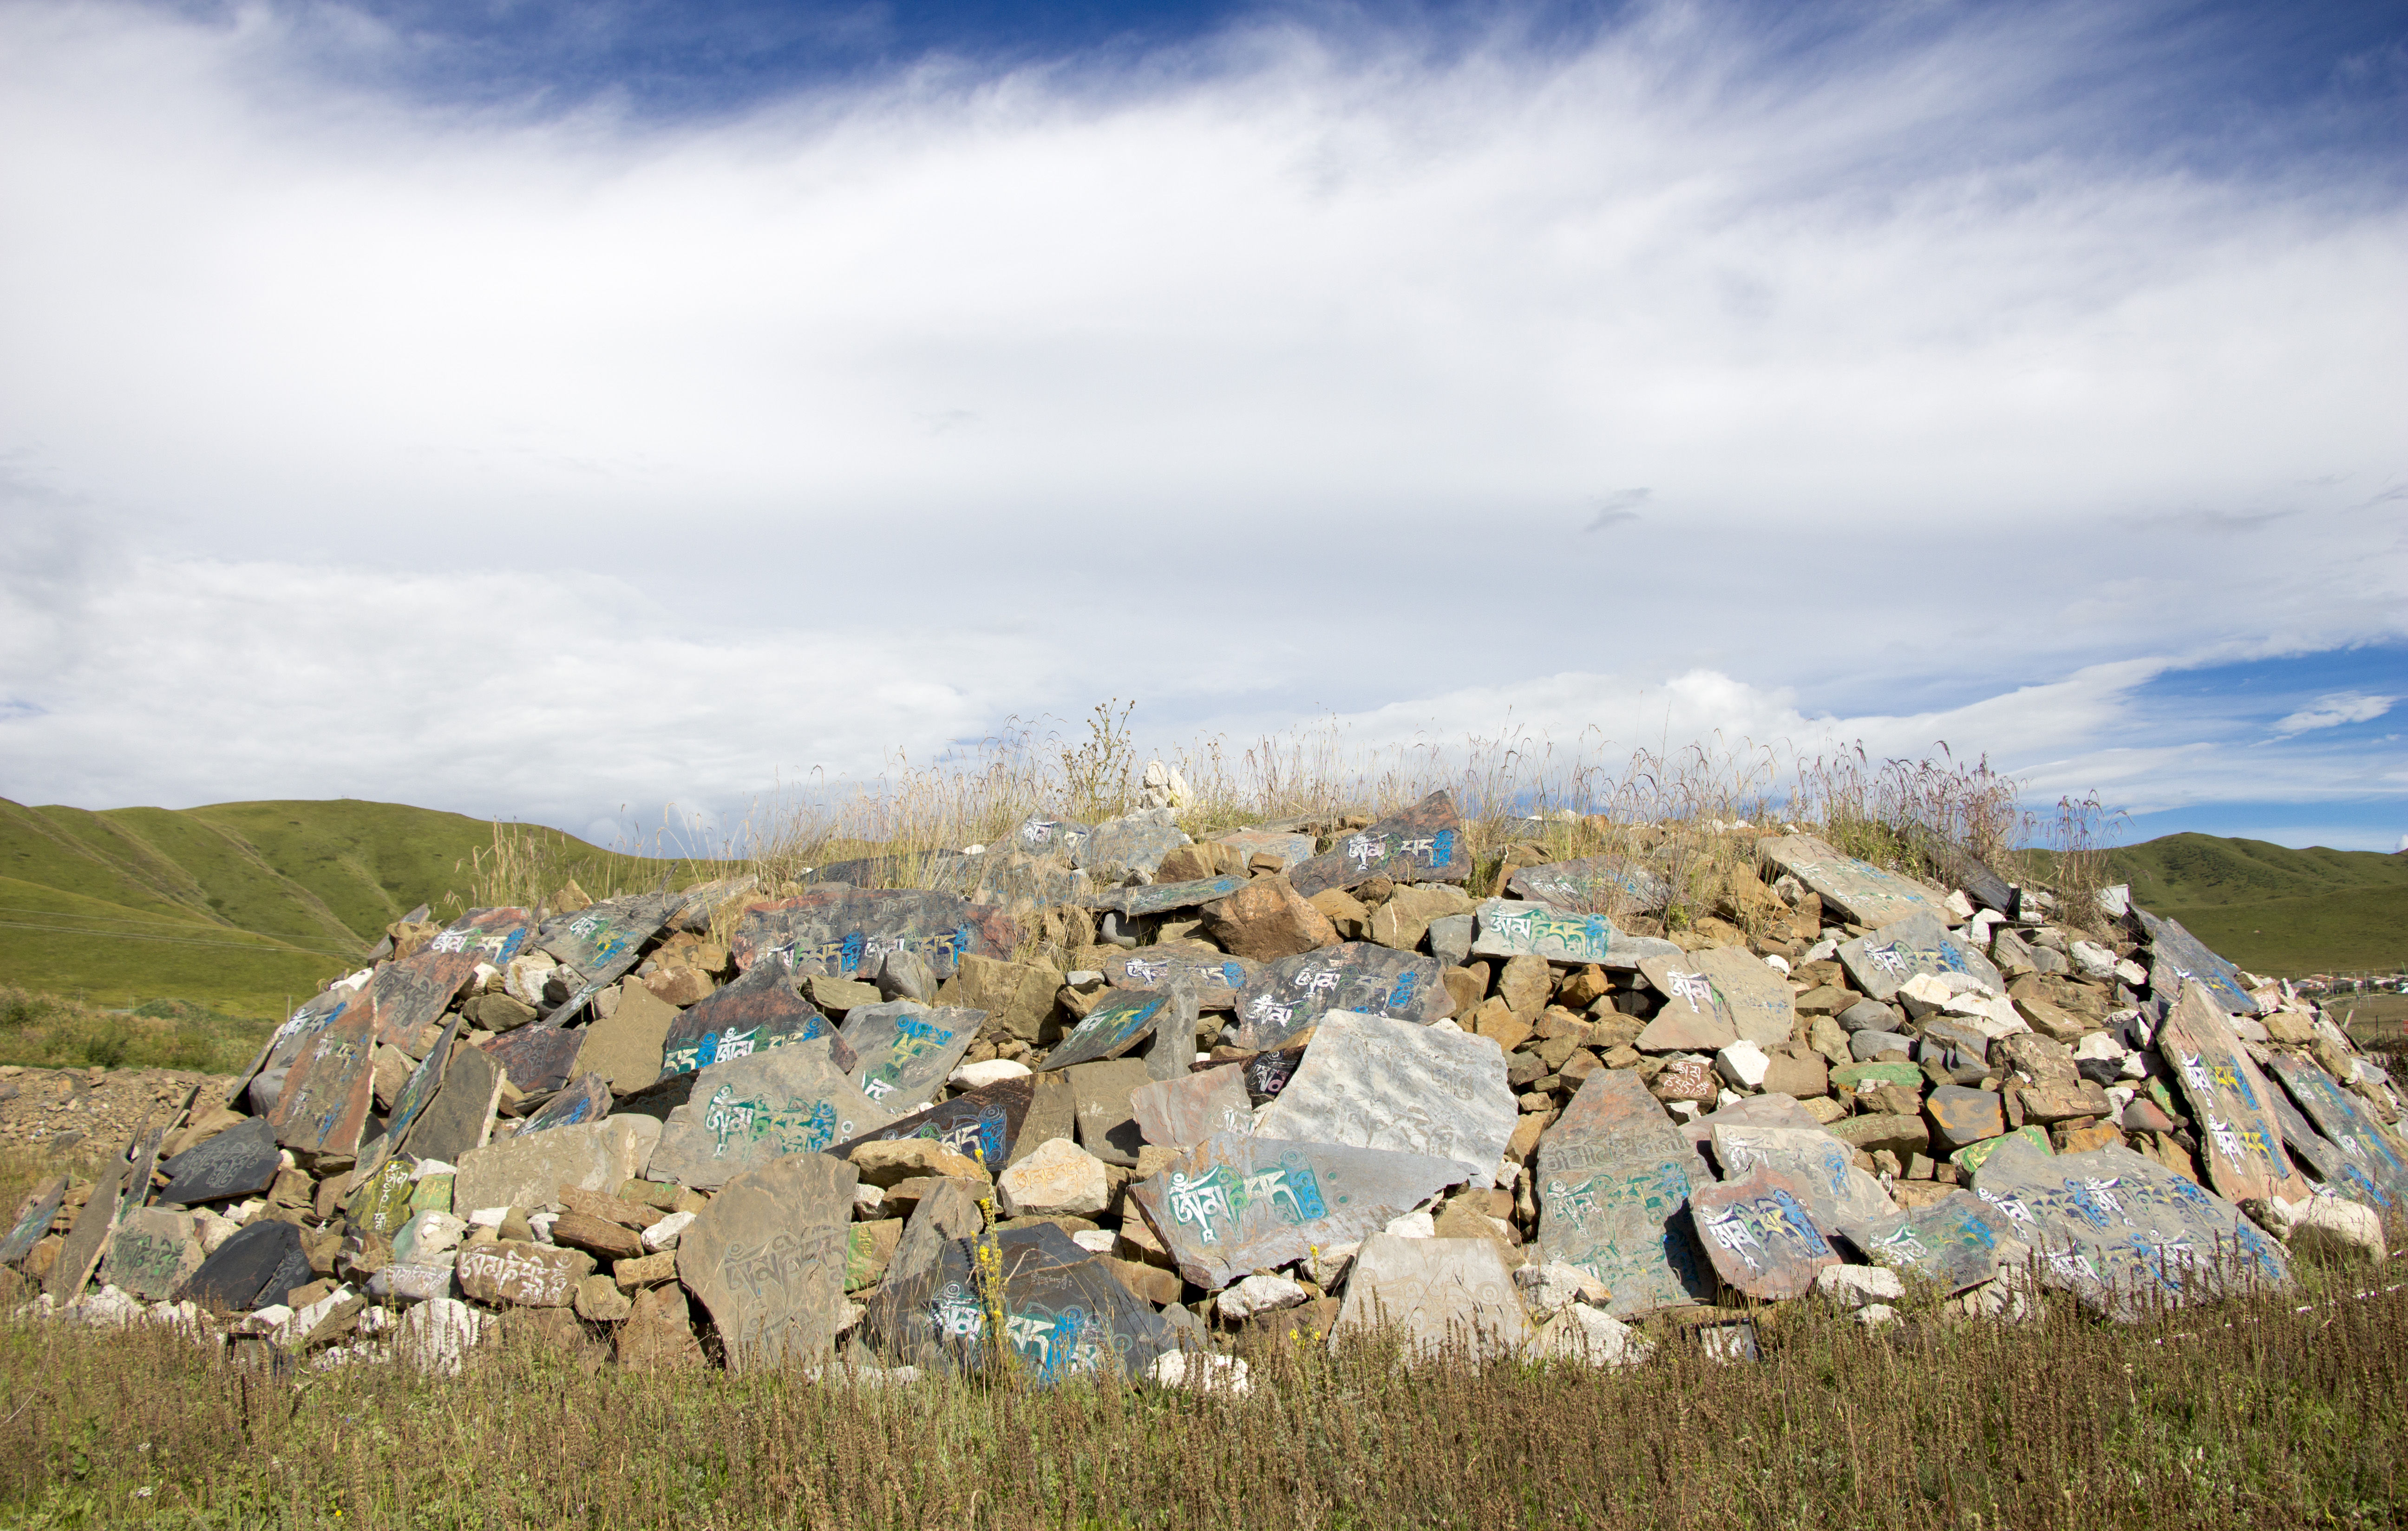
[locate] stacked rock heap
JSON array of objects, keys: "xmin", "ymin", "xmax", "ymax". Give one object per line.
[{"xmin": 6, "ymin": 788, "xmax": 2402, "ymax": 1383}]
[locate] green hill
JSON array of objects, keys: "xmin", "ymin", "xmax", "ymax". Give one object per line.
[
  {"xmin": 0, "ymin": 798, "xmax": 669, "ymax": 1018},
  {"xmin": 2080, "ymin": 834, "xmax": 2408, "ymax": 979}
]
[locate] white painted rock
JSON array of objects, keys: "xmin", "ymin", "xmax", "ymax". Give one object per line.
[
  {"xmin": 995, "ymin": 1137, "xmax": 1109, "ymax": 1218},
  {"xmin": 948, "ymin": 1059, "xmax": 1034, "ymax": 1091},
  {"xmin": 1527, "ymin": 1304, "xmax": 1650, "ymax": 1367},
  {"xmin": 397, "ymin": 1298, "xmax": 480, "ymax": 1376},
  {"xmin": 641, "ymin": 1210, "xmax": 697, "ymax": 1252},
  {"xmin": 1217, "ymin": 1273, "xmax": 1309, "ymax": 1323},
  {"xmin": 1714, "ymin": 1040, "xmax": 1771, "ymax": 1090},
  {"xmin": 1151, "ymin": 1350, "xmax": 1250, "ymax": 1395},
  {"xmin": 1813, "ymin": 1264, "xmax": 1905, "ymax": 1310}
]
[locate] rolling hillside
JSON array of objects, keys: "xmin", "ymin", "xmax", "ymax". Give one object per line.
[
  {"xmin": 0, "ymin": 798, "xmax": 667, "ymax": 1017},
  {"xmin": 2088, "ymin": 834, "xmax": 2408, "ymax": 978}
]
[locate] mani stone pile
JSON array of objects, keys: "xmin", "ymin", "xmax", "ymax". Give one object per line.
[{"xmin": 6, "ymin": 789, "xmax": 2402, "ymax": 1382}]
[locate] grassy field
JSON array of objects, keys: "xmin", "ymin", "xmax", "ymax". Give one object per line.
[
  {"xmin": 2082, "ymin": 834, "xmax": 2408, "ymax": 978},
  {"xmin": 0, "ymin": 798, "xmax": 668, "ymax": 1018},
  {"xmin": 0, "ymin": 988, "xmax": 268, "ymax": 1074}
]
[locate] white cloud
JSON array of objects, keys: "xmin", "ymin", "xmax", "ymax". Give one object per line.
[{"xmin": 2272, "ymin": 693, "xmax": 2397, "ymax": 737}]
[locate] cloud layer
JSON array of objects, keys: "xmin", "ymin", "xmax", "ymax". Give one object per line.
[{"xmin": 0, "ymin": 1, "xmax": 2402, "ymax": 845}]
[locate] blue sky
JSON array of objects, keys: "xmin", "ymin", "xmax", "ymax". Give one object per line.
[{"xmin": 0, "ymin": 0, "xmax": 2401, "ymax": 851}]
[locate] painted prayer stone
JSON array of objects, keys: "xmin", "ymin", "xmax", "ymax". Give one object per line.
[
  {"xmin": 873, "ymin": 1221, "xmax": 1177, "ymax": 1384},
  {"xmin": 1251, "ymin": 1010, "xmax": 1516, "ymax": 1188},
  {"xmin": 840, "ymin": 1003, "xmax": 980, "ymax": 1114},
  {"xmin": 728, "ymin": 888, "xmax": 1017, "ymax": 982},
  {"xmin": 1470, "ymin": 899, "xmax": 1680, "ymax": 968},
  {"xmin": 1230, "ymin": 943, "xmax": 1451, "ymax": 1051},
  {"xmin": 268, "ymin": 991, "xmax": 378, "ymax": 1157},
  {"xmin": 2137, "ymin": 909, "xmax": 2258, "ymax": 1015},
  {"xmin": 1288, "ymin": 791, "xmax": 1473, "ymax": 898},
  {"xmin": 371, "ymin": 949, "xmax": 483, "ymax": 1054},
  {"xmin": 1838, "ymin": 911, "xmax": 2004, "ymax": 1003},
  {"xmin": 427, "ymin": 906, "xmax": 531, "ymax": 964},
  {"xmin": 2155, "ymin": 981, "xmax": 2307, "ymax": 1206},
  {"xmin": 676, "ymin": 1152, "xmax": 858, "ymax": 1375},
  {"xmin": 1098, "ymin": 947, "xmax": 1257, "ymax": 1011},
  {"xmin": 649, "ymin": 1040, "xmax": 899, "ymax": 1191},
  {"xmin": 1088, "ymin": 875, "xmax": 1249, "ymax": 918},
  {"xmin": 1688, "ymin": 1166, "xmax": 1842, "ymax": 1301},
  {"xmin": 661, "ymin": 964, "xmax": 848, "ymax": 1079},
  {"xmin": 1508, "ymin": 856, "xmax": 1669, "ymax": 916},
  {"xmin": 831, "ymin": 1074, "xmax": 1038, "ymax": 1176},
  {"xmin": 158, "ymin": 1116, "xmax": 282, "ymax": 1206},
  {"xmin": 1041, "ymin": 991, "xmax": 1173, "ymax": 1072},
  {"xmin": 1526, "ymin": 1071, "xmax": 1716, "ymax": 1319},
  {"xmin": 2269, "ymin": 1053, "xmax": 2408, "ymax": 1210},
  {"xmin": 1855, "ymin": 1191, "xmax": 2025, "ymax": 1294},
  {"xmin": 1755, "ymin": 833, "xmax": 1950, "ymax": 929}
]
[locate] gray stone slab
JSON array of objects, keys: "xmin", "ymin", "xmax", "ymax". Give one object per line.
[
  {"xmin": 677, "ymin": 1151, "xmax": 858, "ymax": 1375},
  {"xmin": 2157, "ymin": 981, "xmax": 2309, "ymax": 1205},
  {"xmin": 2136, "ymin": 909, "xmax": 2258, "ymax": 1014},
  {"xmin": 1754, "ymin": 833, "xmax": 1950, "ymax": 929},
  {"xmin": 872, "ymin": 1221, "xmax": 1177, "ymax": 1382},
  {"xmin": 968, "ymin": 851, "xmax": 1091, "ymax": 911},
  {"xmin": 1042, "ymin": 990, "xmax": 1176, "ymax": 1072},
  {"xmin": 1089, "ymin": 875, "xmax": 1248, "ymax": 917},
  {"xmin": 1470, "ymin": 899, "xmax": 1681, "ymax": 968},
  {"xmin": 1288, "ymin": 791, "xmax": 1473, "ymax": 898},
  {"xmin": 1638, "ymin": 948, "xmax": 1794, "ymax": 1049},
  {"xmin": 1252, "ymin": 1010, "xmax": 1516, "ymax": 1188},
  {"xmin": 650, "ymin": 1039, "xmax": 898, "ymax": 1191},
  {"xmin": 371, "ymin": 949, "xmax": 482, "ymax": 1055},
  {"xmin": 452, "ymin": 1115, "xmax": 662, "ymax": 1215},
  {"xmin": 533, "ymin": 893, "xmax": 683, "ymax": 1023},
  {"xmin": 376, "ymin": 1014, "xmax": 465, "ymax": 1169},
  {"xmin": 2264, "ymin": 1080, "xmax": 2361, "ymax": 1201},
  {"xmin": 178, "ymin": 1217, "xmax": 312, "ymax": 1312},
  {"xmin": 1099, "ymin": 947, "xmax": 1256, "ymax": 1012},
  {"xmin": 2269, "ymin": 1053, "xmax": 2408, "ymax": 1211},
  {"xmin": 0, "ymin": 1173, "xmax": 68, "ymax": 1265},
  {"xmin": 1328, "ymin": 1232, "xmax": 1530, "ymax": 1362},
  {"xmin": 1076, "ymin": 811, "xmax": 1189, "ymax": 883},
  {"xmin": 1070, "ymin": 1058, "xmax": 1155, "ymax": 1168},
  {"xmin": 831, "ymin": 1074, "xmax": 1038, "ymax": 1174},
  {"xmin": 661, "ymin": 963, "xmax": 848, "ymax": 1079},
  {"xmin": 839, "ymin": 1003, "xmax": 980, "ymax": 1115},
  {"xmin": 1128, "ymin": 1064, "xmax": 1254, "ymax": 1149},
  {"xmin": 1507, "ymin": 855, "xmax": 1670, "ymax": 916},
  {"xmin": 517, "ymin": 1073, "xmax": 612, "ymax": 1136},
  {"xmin": 1688, "ymin": 1165, "xmax": 1842, "ymax": 1301},
  {"xmin": 1971, "ymin": 1135, "xmax": 2289, "ymax": 1319},
  {"xmin": 1838, "ymin": 911, "xmax": 2004, "ymax": 1003},
  {"xmin": 1854, "ymin": 1190, "xmax": 2025, "ymax": 1294},
  {"xmin": 1213, "ymin": 829, "xmax": 1316, "ymax": 869},
  {"xmin": 1231, "ymin": 943, "xmax": 1451, "ymax": 1051},
  {"xmin": 427, "ymin": 906, "xmax": 532, "ymax": 964},
  {"xmin": 1533, "ymin": 1070, "xmax": 1713, "ymax": 1311},
  {"xmin": 1010, "ymin": 815, "xmax": 1092, "ymax": 861},
  {"xmin": 728, "ymin": 888, "xmax": 1017, "ymax": 983},
  {"xmin": 102, "ymin": 1208, "xmax": 203, "ymax": 1301},
  {"xmin": 267, "ymin": 990, "xmax": 379, "ymax": 1157},
  {"xmin": 481, "ymin": 1025, "xmax": 584, "ymax": 1095},
  {"xmin": 1708, "ymin": 1125, "xmax": 1898, "ymax": 1245},
  {"xmin": 158, "ymin": 1115, "xmax": 283, "ymax": 1206},
  {"xmin": 1131, "ymin": 1131, "xmax": 1467, "ymax": 1290},
  {"xmin": 405, "ymin": 1040, "xmax": 504, "ymax": 1165}
]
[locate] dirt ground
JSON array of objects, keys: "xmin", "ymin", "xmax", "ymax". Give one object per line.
[{"xmin": 0, "ymin": 1066, "xmax": 235, "ymax": 1161}]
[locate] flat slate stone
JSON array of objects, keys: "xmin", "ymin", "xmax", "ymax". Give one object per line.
[
  {"xmin": 427, "ymin": 906, "xmax": 532, "ymax": 964},
  {"xmin": 1070, "ymin": 1058, "xmax": 1155, "ymax": 1167},
  {"xmin": 267, "ymin": 990, "xmax": 379, "ymax": 1157},
  {"xmin": 1241, "ymin": 1044, "xmax": 1309, "ymax": 1103},
  {"xmin": 2269, "ymin": 1054, "xmax": 2408, "ymax": 1210},
  {"xmin": 1636, "ymin": 948, "xmax": 1792, "ymax": 1050},
  {"xmin": 1855, "ymin": 1190, "xmax": 2025, "ymax": 1293},
  {"xmin": 650, "ymin": 1039, "xmax": 898, "ymax": 1191},
  {"xmin": 1688, "ymin": 1165, "xmax": 1842, "ymax": 1301},
  {"xmin": 1754, "ymin": 833, "xmax": 1949, "ymax": 929},
  {"xmin": 875, "ymin": 1221, "xmax": 1177, "ymax": 1382},
  {"xmin": 677, "ymin": 1151, "xmax": 858, "ymax": 1374},
  {"xmin": 1838, "ymin": 911, "xmax": 2003, "ymax": 1003},
  {"xmin": 517, "ymin": 1073, "xmax": 612, "ymax": 1136},
  {"xmin": 1951, "ymin": 1124, "xmax": 2049, "ymax": 1176},
  {"xmin": 0, "ymin": 1173, "xmax": 68, "ymax": 1265},
  {"xmin": 841, "ymin": 1002, "xmax": 980, "ymax": 1114},
  {"xmin": 348, "ymin": 1156, "xmax": 420, "ymax": 1237},
  {"xmin": 1231, "ymin": 943, "xmax": 1451, "ymax": 1051},
  {"xmin": 1089, "ymin": 875, "xmax": 1248, "ymax": 918},
  {"xmin": 1099, "ymin": 948, "xmax": 1257, "ymax": 1012},
  {"xmin": 1214, "ymin": 829, "xmax": 1316, "ymax": 869},
  {"xmin": 1329, "ymin": 1232, "xmax": 1530, "ymax": 1362},
  {"xmin": 405, "ymin": 1040, "xmax": 504, "ymax": 1165},
  {"xmin": 728, "ymin": 888, "xmax": 1016, "ymax": 982},
  {"xmin": 1128, "ymin": 1064, "xmax": 1254, "ymax": 1149},
  {"xmin": 481, "ymin": 1025, "xmax": 584, "ymax": 1095},
  {"xmin": 1288, "ymin": 791, "xmax": 1473, "ymax": 898},
  {"xmin": 1971, "ymin": 1135, "xmax": 2288, "ymax": 1319},
  {"xmin": 1253, "ymin": 1010, "xmax": 1516, "ymax": 1188},
  {"xmin": 1077, "ymin": 812, "xmax": 1189, "ymax": 883},
  {"xmin": 457, "ymin": 1239, "xmax": 592, "ymax": 1307},
  {"xmin": 2264, "ymin": 1081, "xmax": 2363, "ymax": 1203},
  {"xmin": 660, "ymin": 964, "xmax": 846, "ymax": 1079},
  {"xmin": 1708, "ymin": 1125, "xmax": 1898, "ymax": 1245},
  {"xmin": 534, "ymin": 894, "xmax": 683, "ymax": 1022},
  {"xmin": 1508, "ymin": 855, "xmax": 1670, "ymax": 916},
  {"xmin": 2137, "ymin": 909, "xmax": 2257, "ymax": 1015},
  {"xmin": 2156, "ymin": 981, "xmax": 2308, "ymax": 1206},
  {"xmin": 100, "ymin": 1208, "xmax": 203, "ymax": 1301},
  {"xmin": 1042, "ymin": 990, "xmax": 1175, "ymax": 1072},
  {"xmin": 453, "ymin": 1116, "xmax": 662, "ymax": 1215},
  {"xmin": 1129, "ymin": 1130, "xmax": 1465, "ymax": 1290},
  {"xmin": 1535, "ymin": 1073, "xmax": 1718, "ymax": 1318},
  {"xmin": 159, "ymin": 1115, "xmax": 283, "ymax": 1206},
  {"xmin": 376, "ymin": 1014, "xmax": 465, "ymax": 1169},
  {"xmin": 1470, "ymin": 899, "xmax": 1681, "ymax": 969},
  {"xmin": 180, "ymin": 1218, "xmax": 313, "ymax": 1312},
  {"xmin": 1010, "ymin": 815, "xmax": 1091, "ymax": 861},
  {"xmin": 42, "ymin": 1148, "xmax": 126, "ymax": 1304},
  {"xmin": 371, "ymin": 949, "xmax": 482, "ymax": 1054},
  {"xmin": 831, "ymin": 1074, "xmax": 1038, "ymax": 1174}
]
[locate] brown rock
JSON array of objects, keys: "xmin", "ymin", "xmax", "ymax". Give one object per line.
[
  {"xmin": 1794, "ymin": 985, "xmax": 1855, "ymax": 1016},
  {"xmin": 849, "ymin": 1139, "xmax": 992, "ymax": 1189},
  {"xmin": 1158, "ymin": 842, "xmax": 1247, "ymax": 882},
  {"xmin": 550, "ymin": 1210, "xmax": 645, "ymax": 1261},
  {"xmin": 1105, "ymin": 1256, "xmax": 1184, "ymax": 1306},
  {"xmin": 456, "ymin": 1239, "xmax": 595, "ymax": 1307},
  {"xmin": 1440, "ymin": 968, "xmax": 1485, "ymax": 1016},
  {"xmin": 1826, "ymin": 1112, "xmax": 1930, "ymax": 1160},
  {"xmin": 2263, "ymin": 1012, "xmax": 2315, "ymax": 1046},
  {"xmin": 1368, "ymin": 884, "xmax": 1473, "ymax": 951},
  {"xmin": 2051, "ymin": 1121, "xmax": 2122, "ymax": 1154},
  {"xmin": 616, "ymin": 1282, "xmax": 706, "ymax": 1372},
  {"xmin": 640, "ymin": 967, "xmax": 717, "ymax": 1008},
  {"xmin": 941, "ymin": 954, "xmax": 1062, "ymax": 1042},
  {"xmin": 2010, "ymin": 993, "xmax": 2091, "ymax": 1044},
  {"xmin": 612, "ymin": 1250, "xmax": 679, "ymax": 1290},
  {"xmin": 558, "ymin": 1184, "xmax": 665, "ymax": 1230},
  {"xmin": 1202, "ymin": 876, "xmax": 1340, "ymax": 962},
  {"xmin": 573, "ymin": 981, "xmax": 680, "ymax": 1095},
  {"xmin": 1649, "ymin": 1057, "xmax": 1719, "ymax": 1105},
  {"xmin": 1553, "ymin": 966, "xmax": 1611, "ymax": 1009},
  {"xmin": 1760, "ymin": 1048, "xmax": 1828, "ymax": 1099},
  {"xmin": 1306, "ymin": 888, "xmax": 1371, "ymax": 940},
  {"xmin": 574, "ymin": 1273, "xmax": 633, "ymax": 1322},
  {"xmin": 1497, "ymin": 955, "xmax": 1552, "ymax": 1017},
  {"xmin": 1504, "ymin": 1114, "xmax": 1546, "ymax": 1165},
  {"xmin": 1473, "ymin": 1000, "xmax": 1535, "ymax": 1053}
]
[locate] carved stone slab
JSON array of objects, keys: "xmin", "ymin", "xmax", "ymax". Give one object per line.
[
  {"xmin": 1638, "ymin": 948, "xmax": 1794, "ymax": 1049},
  {"xmin": 1128, "ymin": 1064, "xmax": 1254, "ymax": 1149},
  {"xmin": 535, "ymin": 894, "xmax": 681, "ymax": 1021},
  {"xmin": 1288, "ymin": 791, "xmax": 1472, "ymax": 898},
  {"xmin": 1508, "ymin": 856, "xmax": 1669, "ymax": 916},
  {"xmin": 1010, "ymin": 816, "xmax": 1091, "ymax": 861},
  {"xmin": 831, "ymin": 1074, "xmax": 1038, "ymax": 1174},
  {"xmin": 1971, "ymin": 1135, "xmax": 2288, "ymax": 1319},
  {"xmin": 677, "ymin": 1151, "xmax": 857, "ymax": 1374},
  {"xmin": 1838, "ymin": 911, "xmax": 2003, "ymax": 1003},
  {"xmin": 457, "ymin": 1239, "xmax": 592, "ymax": 1307},
  {"xmin": 729, "ymin": 888, "xmax": 1016, "ymax": 982},
  {"xmin": 42, "ymin": 1147, "xmax": 125, "ymax": 1304},
  {"xmin": 1077, "ymin": 812, "xmax": 1189, "ymax": 883},
  {"xmin": 661, "ymin": 964, "xmax": 846, "ymax": 1079},
  {"xmin": 1231, "ymin": 943, "xmax": 1451, "ymax": 1051},
  {"xmin": 1470, "ymin": 899, "xmax": 1681, "ymax": 968},
  {"xmin": 1099, "ymin": 947, "xmax": 1257, "ymax": 1012},
  {"xmin": 1535, "ymin": 1070, "xmax": 1714, "ymax": 1317},
  {"xmin": 1253, "ymin": 1010, "xmax": 1515, "ymax": 1188},
  {"xmin": 452, "ymin": 1116, "xmax": 661, "ymax": 1214},
  {"xmin": 481, "ymin": 1025, "xmax": 583, "ymax": 1095},
  {"xmin": 1088, "ymin": 875, "xmax": 1248, "ymax": 917},
  {"xmin": 158, "ymin": 1116, "xmax": 283, "ymax": 1206},
  {"xmin": 875, "ymin": 1221, "xmax": 1177, "ymax": 1382},
  {"xmin": 0, "ymin": 1173, "xmax": 68, "ymax": 1264},
  {"xmin": 405, "ymin": 1040, "xmax": 504, "ymax": 1165},
  {"xmin": 1042, "ymin": 991, "xmax": 1173, "ymax": 1072},
  {"xmin": 1754, "ymin": 833, "xmax": 1949, "ymax": 929},
  {"xmin": 1854, "ymin": 1190, "xmax": 2024, "ymax": 1294},
  {"xmin": 2137, "ymin": 909, "xmax": 2257, "ymax": 1014},
  {"xmin": 1214, "ymin": 829, "xmax": 1316, "ymax": 869},
  {"xmin": 372, "ymin": 949, "xmax": 482, "ymax": 1055},
  {"xmin": 1129, "ymin": 1131, "xmax": 1466, "ymax": 1290},
  {"xmin": 99, "ymin": 1208, "xmax": 203, "ymax": 1301},
  {"xmin": 2269, "ymin": 1054, "xmax": 2408, "ymax": 1210},
  {"xmin": 517, "ymin": 1073, "xmax": 612, "ymax": 1136},
  {"xmin": 178, "ymin": 1218, "xmax": 312, "ymax": 1312},
  {"xmin": 1241, "ymin": 1043, "xmax": 1309, "ymax": 1103},
  {"xmin": 383, "ymin": 1014, "xmax": 464, "ymax": 1158},
  {"xmin": 428, "ymin": 906, "xmax": 531, "ymax": 964},
  {"xmin": 1329, "ymin": 1232, "xmax": 1530, "ymax": 1362},
  {"xmin": 650, "ymin": 1039, "xmax": 898, "ymax": 1191},
  {"xmin": 1688, "ymin": 1165, "xmax": 1841, "ymax": 1300},
  {"xmin": 2157, "ymin": 981, "xmax": 2308, "ymax": 1205},
  {"xmin": 268, "ymin": 991, "xmax": 378, "ymax": 1157},
  {"xmin": 1708, "ymin": 1124, "xmax": 1898, "ymax": 1245},
  {"xmin": 841, "ymin": 1003, "xmax": 980, "ymax": 1114}
]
